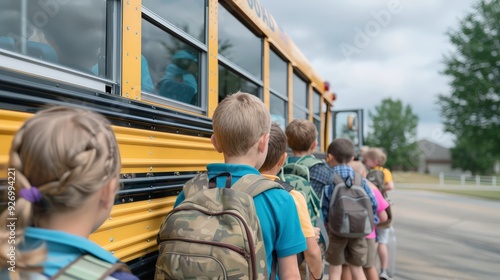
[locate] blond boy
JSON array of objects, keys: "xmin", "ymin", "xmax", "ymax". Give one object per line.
[
  {"xmin": 260, "ymin": 123, "xmax": 323, "ymax": 280},
  {"xmin": 363, "ymin": 148, "xmax": 395, "ymax": 280},
  {"xmin": 363, "ymin": 148, "xmax": 394, "ymax": 192},
  {"xmin": 174, "ymin": 92, "xmax": 305, "ymax": 279}
]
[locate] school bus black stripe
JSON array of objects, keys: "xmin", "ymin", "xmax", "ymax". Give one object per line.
[{"xmin": 0, "ymin": 69, "xmax": 213, "ymax": 138}]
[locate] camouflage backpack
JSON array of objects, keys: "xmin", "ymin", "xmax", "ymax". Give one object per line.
[
  {"xmin": 156, "ymin": 173, "xmax": 282, "ymax": 280},
  {"xmin": 280, "ymin": 156, "xmax": 323, "ymax": 225},
  {"xmin": 366, "ymin": 168, "xmax": 386, "ymax": 194},
  {"xmin": 328, "ymin": 172, "xmax": 374, "ymax": 238}
]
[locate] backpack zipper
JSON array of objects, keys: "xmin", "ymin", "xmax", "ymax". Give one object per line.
[
  {"xmin": 166, "ymin": 237, "xmax": 249, "ymax": 259},
  {"xmin": 168, "ymin": 206, "xmax": 258, "ymax": 278}
]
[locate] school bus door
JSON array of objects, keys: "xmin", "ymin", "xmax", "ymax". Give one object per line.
[{"xmin": 331, "ymin": 109, "xmax": 364, "ymax": 157}]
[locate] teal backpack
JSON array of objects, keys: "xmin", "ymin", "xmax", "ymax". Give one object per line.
[{"xmin": 279, "ymin": 155, "xmax": 323, "ymax": 225}]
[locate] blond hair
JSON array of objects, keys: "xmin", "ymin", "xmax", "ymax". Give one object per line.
[
  {"xmin": 285, "ymin": 119, "xmax": 317, "ymax": 152},
  {"xmin": 260, "ymin": 123, "xmax": 287, "ymax": 172},
  {"xmin": 0, "ymin": 107, "xmax": 121, "ymax": 277},
  {"xmin": 364, "ymin": 147, "xmax": 387, "ymax": 166},
  {"xmin": 349, "ymin": 161, "xmax": 367, "ymax": 178},
  {"xmin": 212, "ymin": 92, "xmax": 271, "ymax": 157}
]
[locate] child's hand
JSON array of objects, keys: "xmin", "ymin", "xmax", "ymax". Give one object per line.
[{"xmin": 314, "ymin": 227, "xmax": 320, "ymax": 241}]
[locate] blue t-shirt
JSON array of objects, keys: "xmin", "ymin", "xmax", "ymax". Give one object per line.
[
  {"xmin": 0, "ymin": 227, "xmax": 138, "ymax": 280},
  {"xmin": 163, "ymin": 63, "xmax": 198, "ymax": 93},
  {"xmin": 174, "ymin": 163, "xmax": 307, "ymax": 277},
  {"xmin": 141, "ymin": 54, "xmax": 155, "ymax": 93}
]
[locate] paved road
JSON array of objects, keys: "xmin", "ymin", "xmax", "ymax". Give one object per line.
[{"xmin": 390, "ymin": 189, "xmax": 500, "ymax": 279}]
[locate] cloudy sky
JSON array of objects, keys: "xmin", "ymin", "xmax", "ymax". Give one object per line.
[{"xmin": 260, "ymin": 0, "xmax": 478, "ymax": 148}]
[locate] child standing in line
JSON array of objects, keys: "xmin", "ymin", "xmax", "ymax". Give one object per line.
[
  {"xmin": 322, "ymin": 139, "xmax": 379, "ymax": 280},
  {"xmin": 363, "ymin": 147, "xmax": 395, "ymax": 280},
  {"xmin": 0, "ymin": 107, "xmax": 138, "ymax": 280},
  {"xmin": 260, "ymin": 123, "xmax": 323, "ymax": 280},
  {"xmin": 349, "ymin": 161, "xmax": 389, "ymax": 280},
  {"xmin": 169, "ymin": 92, "xmax": 306, "ymax": 279}
]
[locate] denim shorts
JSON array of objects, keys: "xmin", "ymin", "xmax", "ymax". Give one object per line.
[{"xmin": 377, "ymin": 227, "xmax": 390, "ymax": 244}]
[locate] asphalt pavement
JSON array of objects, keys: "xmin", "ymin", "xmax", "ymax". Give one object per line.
[
  {"xmin": 387, "ymin": 189, "xmax": 500, "ymax": 279},
  {"xmin": 322, "ymin": 188, "xmax": 500, "ymax": 279}
]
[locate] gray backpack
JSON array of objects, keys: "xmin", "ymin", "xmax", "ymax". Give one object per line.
[
  {"xmin": 328, "ymin": 172, "xmax": 374, "ymax": 238},
  {"xmin": 366, "ymin": 169, "xmax": 386, "ymax": 194}
]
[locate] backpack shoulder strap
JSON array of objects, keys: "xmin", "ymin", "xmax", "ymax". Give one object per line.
[
  {"xmin": 183, "ymin": 173, "xmax": 209, "ymax": 199},
  {"xmin": 333, "ymin": 172, "xmax": 345, "ymax": 186},
  {"xmin": 274, "ymin": 179, "xmax": 294, "ymax": 193},
  {"xmin": 231, "ymin": 174, "xmax": 283, "ymax": 197},
  {"xmin": 352, "ymin": 172, "xmax": 363, "ymax": 186},
  {"xmin": 52, "ymin": 254, "xmax": 131, "ymax": 280},
  {"xmin": 296, "ymin": 155, "xmax": 323, "ymax": 168}
]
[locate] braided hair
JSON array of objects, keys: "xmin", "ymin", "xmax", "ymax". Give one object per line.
[{"xmin": 0, "ymin": 106, "xmax": 121, "ymax": 279}]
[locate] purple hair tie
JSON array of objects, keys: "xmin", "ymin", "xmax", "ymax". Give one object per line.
[{"xmin": 19, "ymin": 187, "xmax": 43, "ymax": 203}]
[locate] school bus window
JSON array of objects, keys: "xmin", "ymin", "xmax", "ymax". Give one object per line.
[
  {"xmin": 0, "ymin": 0, "xmax": 108, "ymax": 78},
  {"xmin": 313, "ymin": 90, "xmax": 321, "ymax": 149},
  {"xmin": 142, "ymin": 18, "xmax": 201, "ymax": 106},
  {"xmin": 293, "ymin": 73, "xmax": 309, "ymax": 120},
  {"xmin": 313, "ymin": 118, "xmax": 321, "ymax": 149},
  {"xmin": 142, "ymin": 0, "xmax": 206, "ymax": 43},
  {"xmin": 218, "ymin": 3, "xmax": 262, "ymax": 79},
  {"xmin": 313, "ymin": 90, "xmax": 321, "ymax": 116},
  {"xmin": 270, "ymin": 93, "xmax": 288, "ymax": 130},
  {"xmin": 294, "ymin": 108, "xmax": 308, "ymax": 120},
  {"xmin": 219, "ymin": 64, "xmax": 260, "ymax": 102},
  {"xmin": 269, "ymin": 50, "xmax": 288, "ymax": 94}
]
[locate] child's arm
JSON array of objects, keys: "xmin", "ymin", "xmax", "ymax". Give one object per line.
[
  {"xmin": 383, "ymin": 168, "xmax": 395, "ymax": 191},
  {"xmin": 303, "ymin": 237, "xmax": 323, "ymax": 280},
  {"xmin": 378, "ymin": 209, "xmax": 388, "ymax": 223},
  {"xmin": 278, "ymin": 255, "xmax": 301, "ymax": 279},
  {"xmin": 362, "ymin": 179, "xmax": 379, "ymax": 224},
  {"xmin": 385, "ymin": 180, "xmax": 394, "ymax": 191}
]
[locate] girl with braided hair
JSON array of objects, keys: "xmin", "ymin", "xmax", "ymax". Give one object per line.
[{"xmin": 0, "ymin": 107, "xmax": 138, "ymax": 280}]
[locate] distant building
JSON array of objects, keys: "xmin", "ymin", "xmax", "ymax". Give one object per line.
[{"xmin": 417, "ymin": 139, "xmax": 463, "ymax": 175}]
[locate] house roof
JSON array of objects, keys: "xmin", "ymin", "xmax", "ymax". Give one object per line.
[{"xmin": 417, "ymin": 139, "xmax": 451, "ymax": 161}]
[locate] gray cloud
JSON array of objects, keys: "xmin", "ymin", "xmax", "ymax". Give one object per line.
[{"xmin": 261, "ymin": 0, "xmax": 477, "ymax": 147}]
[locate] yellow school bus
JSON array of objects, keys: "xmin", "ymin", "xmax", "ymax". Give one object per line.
[{"xmin": 0, "ymin": 0, "xmax": 337, "ymax": 277}]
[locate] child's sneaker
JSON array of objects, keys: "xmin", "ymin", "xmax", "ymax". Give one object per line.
[{"xmin": 379, "ymin": 270, "xmax": 392, "ymax": 280}]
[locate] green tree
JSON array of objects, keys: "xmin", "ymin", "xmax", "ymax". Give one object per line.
[
  {"xmin": 450, "ymin": 138, "xmax": 496, "ymax": 175},
  {"xmin": 366, "ymin": 98, "xmax": 419, "ymax": 170},
  {"xmin": 438, "ymin": 0, "xmax": 499, "ymax": 174}
]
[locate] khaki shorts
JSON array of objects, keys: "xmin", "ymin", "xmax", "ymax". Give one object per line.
[
  {"xmin": 325, "ymin": 233, "xmax": 367, "ymax": 266},
  {"xmin": 363, "ymin": 238, "xmax": 377, "ymax": 268}
]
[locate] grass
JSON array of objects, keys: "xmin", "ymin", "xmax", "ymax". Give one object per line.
[
  {"xmin": 392, "ymin": 172, "xmax": 500, "ymax": 200},
  {"xmin": 392, "ymin": 171, "xmax": 440, "ymax": 184},
  {"xmin": 425, "ymin": 189, "xmax": 500, "ymax": 200}
]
